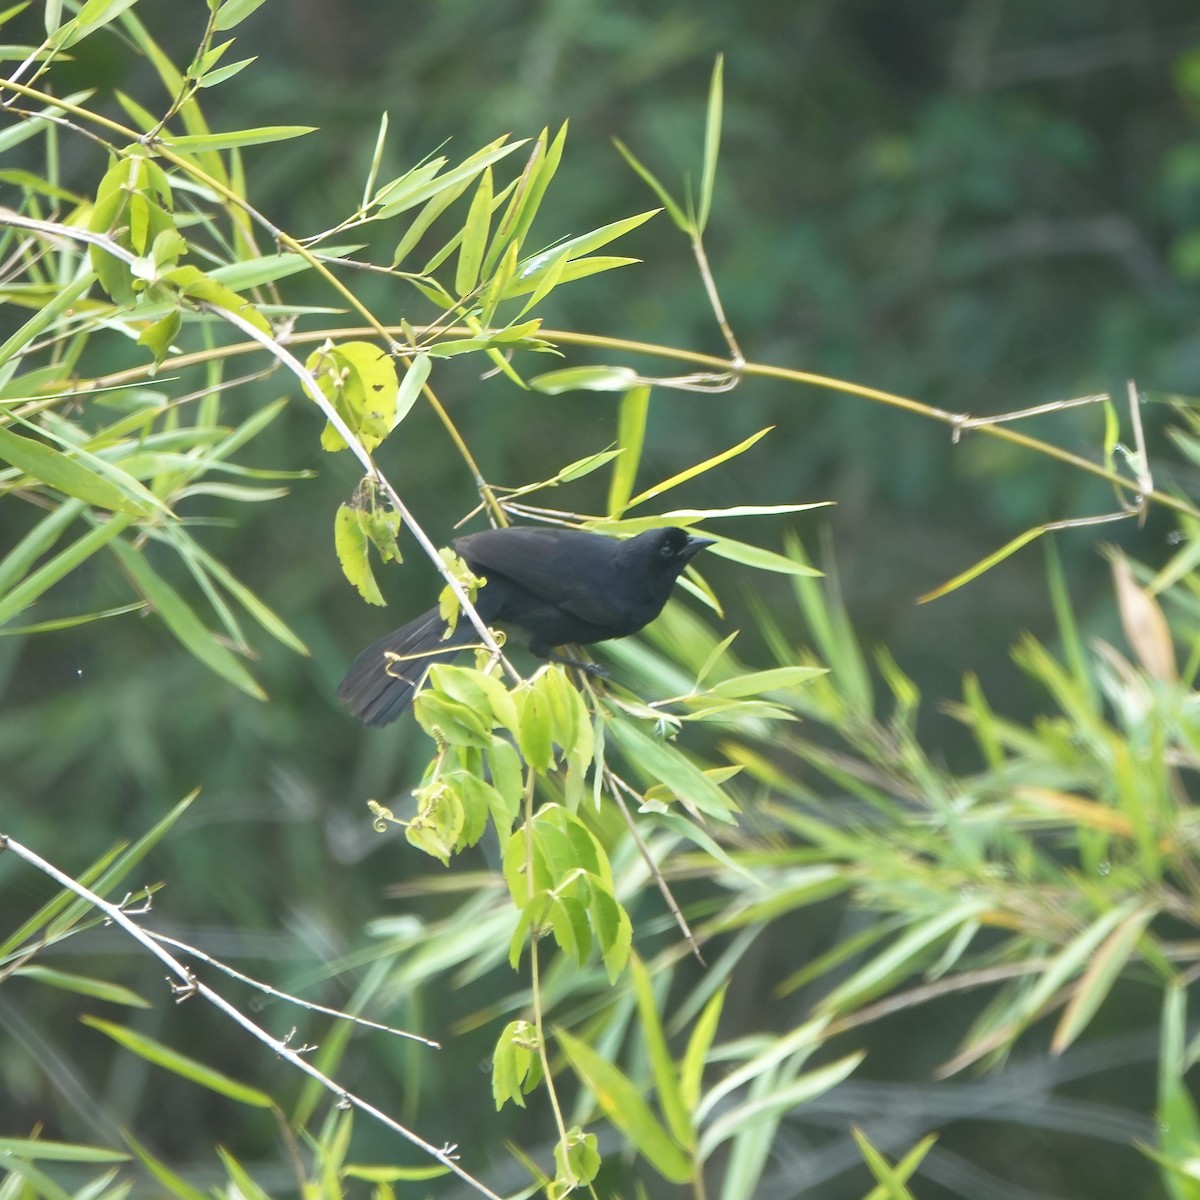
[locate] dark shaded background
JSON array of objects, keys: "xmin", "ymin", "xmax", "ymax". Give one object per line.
[{"xmin": 3, "ymin": 2, "xmax": 1199, "ymax": 1197}]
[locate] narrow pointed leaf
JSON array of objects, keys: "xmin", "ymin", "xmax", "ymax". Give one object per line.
[
  {"xmin": 698, "ymin": 55, "xmax": 723, "ymax": 232},
  {"xmin": 556, "ymin": 1028, "xmax": 691, "ymax": 1184}
]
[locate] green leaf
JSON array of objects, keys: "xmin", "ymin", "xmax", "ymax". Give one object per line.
[
  {"xmin": 681, "ymin": 985, "xmax": 726, "ymax": 1112},
  {"xmin": 13, "ymin": 967, "xmax": 150, "ymax": 1008},
  {"xmin": 1052, "ymin": 903, "xmax": 1155, "ymax": 1053},
  {"xmin": 854, "ymin": 1128, "xmax": 935, "ymax": 1200},
  {"xmin": 137, "ymin": 309, "xmax": 182, "ymax": 367},
  {"xmin": 516, "ymin": 676, "xmax": 554, "ymax": 773},
  {"xmin": 554, "ymin": 1127, "xmax": 600, "ymax": 1192},
  {"xmin": 706, "ymin": 535, "xmax": 824, "ymax": 576},
  {"xmin": 0, "ymin": 272, "xmax": 94, "ymax": 364},
  {"xmin": 997, "ymin": 897, "xmax": 1143, "ymax": 1038},
  {"xmin": 196, "ymin": 55, "xmax": 256, "ymax": 88},
  {"xmin": 486, "ymin": 738, "xmax": 524, "ymax": 831},
  {"xmin": 394, "ymin": 352, "xmax": 431, "ymax": 428},
  {"xmin": 698, "ymin": 55, "xmax": 723, "ymax": 232},
  {"xmin": 503, "ymin": 210, "xmax": 657, "ymax": 299},
  {"xmin": 124, "ymin": 1131, "xmax": 229, "ymax": 1200},
  {"xmin": 556, "ymin": 1029, "xmax": 691, "ymax": 1184},
  {"xmin": 820, "ymin": 902, "xmax": 990, "ymax": 1015},
  {"xmin": 709, "ymin": 666, "xmax": 826, "ymax": 698},
  {"xmin": 0, "ymin": 1157, "xmax": 74, "ymax": 1200},
  {"xmin": 343, "ymin": 1164, "xmax": 451, "ymax": 1183},
  {"xmin": 455, "ymin": 166, "xmax": 493, "ymax": 296},
  {"xmin": 0, "ymin": 499, "xmax": 83, "ymax": 596},
  {"xmin": 159, "ymin": 126, "xmax": 315, "ymax": 152},
  {"xmin": 0, "ymin": 513, "xmax": 135, "ymax": 625},
  {"xmin": 530, "ymin": 365, "xmax": 641, "ymax": 395},
  {"xmin": 41, "ymin": 793, "xmax": 197, "ymax": 944},
  {"xmin": 0, "ymin": 1139, "xmax": 128, "ymax": 1163},
  {"xmin": 608, "ymin": 385, "xmax": 650, "ymax": 518},
  {"xmin": 82, "ymin": 1017, "xmax": 273, "ymax": 1107},
  {"xmin": 588, "ymin": 884, "xmax": 632, "ymax": 981},
  {"xmin": 1156, "ymin": 986, "xmax": 1200, "ymax": 1200},
  {"xmin": 613, "ymin": 138, "xmax": 689, "ymax": 231},
  {"xmin": 49, "ymin": 0, "xmax": 140, "ymax": 48},
  {"xmin": 627, "ymin": 427, "xmax": 773, "ymax": 509},
  {"xmin": 918, "ymin": 525, "xmax": 1047, "ymax": 603},
  {"xmin": 609, "ymin": 718, "xmax": 738, "ymax": 823},
  {"xmin": 212, "ymin": 0, "xmax": 270, "ymax": 30},
  {"xmin": 308, "ymin": 341, "xmax": 400, "ymax": 453},
  {"xmin": 109, "ymin": 538, "xmax": 266, "ymax": 699},
  {"xmin": 391, "ymin": 175, "xmax": 475, "ymax": 267},
  {"xmin": 427, "ymin": 663, "xmax": 518, "ymax": 735},
  {"xmin": 162, "ymin": 264, "xmax": 272, "ymax": 336},
  {"xmin": 178, "ymin": 539, "xmax": 308, "ymax": 655},
  {"xmin": 413, "ymin": 693, "xmax": 495, "ymax": 750},
  {"xmin": 697, "ymin": 1052, "xmax": 864, "ymax": 1162},
  {"xmin": 208, "ymin": 245, "xmax": 361, "ymax": 290},
  {"xmin": 485, "ymin": 122, "xmax": 567, "ymax": 275},
  {"xmin": 216, "ymin": 1147, "xmax": 272, "ymax": 1200},
  {"xmin": 0, "ymin": 425, "xmax": 151, "ymax": 515},
  {"xmin": 629, "ymin": 954, "xmax": 692, "ymax": 1148},
  {"xmin": 0, "ymin": 600, "xmax": 147, "ymax": 636}
]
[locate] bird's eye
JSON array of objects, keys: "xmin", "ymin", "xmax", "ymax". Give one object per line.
[{"xmin": 660, "ymin": 542, "xmax": 676, "ymax": 558}]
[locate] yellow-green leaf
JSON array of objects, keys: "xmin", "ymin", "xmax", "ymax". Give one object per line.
[{"xmin": 608, "ymin": 385, "xmax": 650, "ymax": 518}]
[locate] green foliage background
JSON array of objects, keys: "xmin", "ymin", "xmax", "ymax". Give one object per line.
[{"xmin": 3, "ymin": 2, "xmax": 1200, "ymax": 1199}]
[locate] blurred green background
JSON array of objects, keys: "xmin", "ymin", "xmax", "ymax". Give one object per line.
[{"xmin": 3, "ymin": 2, "xmax": 1199, "ymax": 1197}]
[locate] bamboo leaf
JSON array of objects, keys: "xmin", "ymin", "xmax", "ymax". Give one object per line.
[
  {"xmin": 627, "ymin": 427, "xmax": 773, "ymax": 509},
  {"xmin": 13, "ymin": 967, "xmax": 150, "ymax": 1008},
  {"xmin": 0, "ymin": 425, "xmax": 153, "ymax": 515},
  {"xmin": 698, "ymin": 55, "xmax": 723, "ymax": 232},
  {"xmin": 394, "ymin": 352, "xmax": 431, "ymax": 428},
  {"xmin": 556, "ymin": 1028, "xmax": 691, "ymax": 1184},
  {"xmin": 109, "ymin": 539, "xmax": 266, "ymax": 698},
  {"xmin": 1052, "ymin": 904, "xmax": 1156, "ymax": 1053},
  {"xmin": 212, "ymin": 0, "xmax": 270, "ymax": 31},
  {"xmin": 607, "ymin": 385, "xmax": 650, "ymax": 518},
  {"xmin": 681, "ymin": 984, "xmax": 726, "ymax": 1112},
  {"xmin": 697, "ymin": 1052, "xmax": 864, "ymax": 1162},
  {"xmin": 0, "ymin": 513, "xmax": 135, "ymax": 625},
  {"xmin": 613, "ymin": 138, "xmax": 689, "ymax": 231},
  {"xmin": 160, "ymin": 126, "xmax": 315, "ymax": 152},
  {"xmin": 82, "ymin": 1017, "xmax": 273, "ymax": 1107},
  {"xmin": 0, "ymin": 1139, "xmax": 128, "ymax": 1163},
  {"xmin": 530, "ymin": 365, "xmax": 641, "ymax": 395},
  {"xmin": 455, "ymin": 166, "xmax": 493, "ymax": 296},
  {"xmin": 705, "ymin": 535, "xmax": 823, "ymax": 577},
  {"xmin": 918, "ymin": 526, "xmax": 1047, "ymax": 603},
  {"xmin": 709, "ymin": 666, "xmax": 826, "ymax": 698},
  {"xmin": 819, "ymin": 900, "xmax": 989, "ymax": 1015},
  {"xmin": 629, "ymin": 955, "xmax": 692, "ymax": 1148}
]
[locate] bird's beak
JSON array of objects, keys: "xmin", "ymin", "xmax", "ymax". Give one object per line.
[{"xmin": 683, "ymin": 535, "xmax": 716, "ymax": 560}]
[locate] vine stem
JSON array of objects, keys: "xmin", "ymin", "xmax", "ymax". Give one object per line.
[
  {"xmin": 79, "ymin": 321, "xmax": 1200, "ymax": 524},
  {"xmin": 522, "ymin": 766, "xmax": 576, "ymax": 1186}
]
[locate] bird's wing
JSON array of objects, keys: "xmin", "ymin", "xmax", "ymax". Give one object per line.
[{"xmin": 455, "ymin": 527, "xmax": 622, "ymax": 625}]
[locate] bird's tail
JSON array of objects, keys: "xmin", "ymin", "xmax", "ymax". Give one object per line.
[{"xmin": 337, "ymin": 607, "xmax": 477, "ymax": 726}]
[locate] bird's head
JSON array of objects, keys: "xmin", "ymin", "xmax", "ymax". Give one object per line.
[{"xmin": 626, "ymin": 526, "xmax": 715, "ymax": 576}]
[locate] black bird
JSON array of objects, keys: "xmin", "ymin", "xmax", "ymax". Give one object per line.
[{"xmin": 338, "ymin": 525, "xmax": 713, "ymax": 726}]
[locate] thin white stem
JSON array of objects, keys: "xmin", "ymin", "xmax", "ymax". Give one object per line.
[
  {"xmin": 0, "ymin": 833, "xmax": 504, "ymax": 1200},
  {"xmin": 146, "ymin": 930, "xmax": 440, "ymax": 1047}
]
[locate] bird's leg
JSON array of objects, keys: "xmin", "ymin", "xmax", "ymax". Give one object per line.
[{"xmin": 533, "ymin": 644, "xmax": 610, "ymax": 678}]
